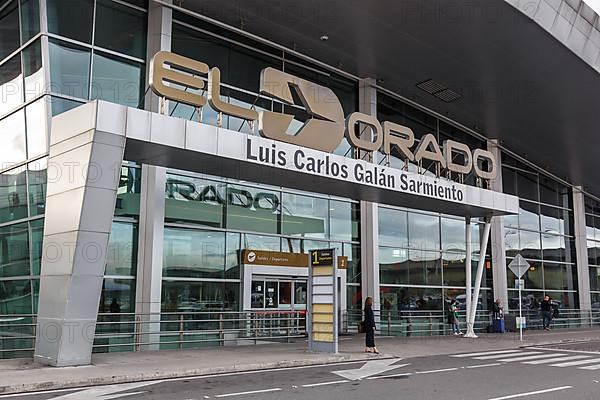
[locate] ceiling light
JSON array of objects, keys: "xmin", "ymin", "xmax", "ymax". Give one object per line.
[{"xmin": 320, "ymin": 35, "xmax": 329, "ymax": 41}]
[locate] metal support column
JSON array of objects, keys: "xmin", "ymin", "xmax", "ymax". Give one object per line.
[
  {"xmin": 573, "ymin": 186, "xmax": 592, "ymax": 313},
  {"xmin": 466, "ymin": 218, "xmax": 492, "ymax": 338},
  {"xmin": 465, "ymin": 217, "xmax": 472, "ymax": 334}
]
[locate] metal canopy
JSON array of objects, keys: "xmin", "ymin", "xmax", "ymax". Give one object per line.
[{"xmin": 175, "ymin": 0, "xmax": 600, "ymax": 196}]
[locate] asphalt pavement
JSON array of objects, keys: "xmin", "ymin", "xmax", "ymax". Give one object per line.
[{"xmin": 3, "ymin": 346, "xmax": 599, "ymax": 400}]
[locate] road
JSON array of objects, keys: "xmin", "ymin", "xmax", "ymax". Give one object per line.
[{"xmin": 2, "ymin": 346, "xmax": 600, "ymax": 400}]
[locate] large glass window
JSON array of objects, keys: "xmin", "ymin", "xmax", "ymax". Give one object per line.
[
  {"xmin": 330, "ymin": 200, "xmax": 360, "ymax": 242},
  {"xmin": 0, "ymin": 279, "xmax": 32, "ymax": 314},
  {"xmin": 22, "ymin": 40, "xmax": 43, "ymax": 102},
  {"xmin": 0, "ymin": 165, "xmax": 27, "ymax": 224},
  {"xmin": 91, "ymin": 52, "xmax": 143, "ymax": 108},
  {"xmin": 20, "ymin": 0, "xmax": 40, "ymax": 43},
  {"xmin": 0, "ymin": 0, "xmax": 20, "ymax": 61},
  {"xmin": 27, "ymin": 158, "xmax": 46, "ymax": 217},
  {"xmin": 106, "ymin": 222, "xmax": 138, "ymax": 276},
  {"xmin": 94, "ymin": 0, "xmax": 147, "ymax": 58},
  {"xmin": 281, "ymin": 193, "xmax": 327, "ymax": 238},
  {"xmin": 0, "ymin": 110, "xmax": 26, "ymax": 166},
  {"xmin": 47, "ymin": 0, "xmax": 94, "ymax": 43},
  {"xmin": 226, "ymin": 185, "xmax": 280, "ymax": 234},
  {"xmin": 25, "ymin": 98, "xmax": 48, "ymax": 158},
  {"xmin": 378, "ymin": 207, "xmax": 408, "ymax": 247},
  {"xmin": 408, "ymin": 212, "xmax": 440, "ymax": 250},
  {"xmin": 48, "ymin": 39, "xmax": 91, "ymax": 99},
  {"xmin": 0, "ymin": 222, "xmax": 29, "ymax": 278},
  {"xmin": 163, "ymin": 228, "xmax": 225, "ymax": 279},
  {"xmin": 165, "ymin": 175, "xmax": 224, "ymax": 227},
  {"xmin": 161, "ymin": 280, "xmax": 239, "ymax": 312},
  {"xmin": 0, "ymin": 54, "xmax": 23, "ymax": 116}
]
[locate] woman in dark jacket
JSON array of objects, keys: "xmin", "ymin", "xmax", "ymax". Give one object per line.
[{"xmin": 364, "ymin": 297, "xmax": 379, "ymax": 354}]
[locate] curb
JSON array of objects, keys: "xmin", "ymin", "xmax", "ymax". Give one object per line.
[{"xmin": 0, "ymin": 354, "xmax": 389, "ymax": 395}]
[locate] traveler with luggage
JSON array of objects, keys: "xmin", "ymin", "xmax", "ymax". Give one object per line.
[
  {"xmin": 492, "ymin": 299, "xmax": 505, "ymax": 333},
  {"xmin": 448, "ymin": 299, "xmax": 462, "ymax": 335}
]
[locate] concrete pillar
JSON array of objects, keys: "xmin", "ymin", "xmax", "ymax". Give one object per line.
[
  {"xmin": 131, "ymin": 1, "xmax": 172, "ymax": 350},
  {"xmin": 487, "ymin": 140, "xmax": 509, "ymax": 311},
  {"xmin": 358, "ymin": 78, "xmax": 380, "ymax": 311},
  {"xmin": 34, "ymin": 102, "xmax": 126, "ymax": 366},
  {"xmin": 573, "ymin": 186, "xmax": 592, "ymax": 311},
  {"xmin": 145, "ymin": 0, "xmax": 172, "ymax": 113},
  {"xmin": 134, "ymin": 165, "xmax": 166, "ymax": 351}
]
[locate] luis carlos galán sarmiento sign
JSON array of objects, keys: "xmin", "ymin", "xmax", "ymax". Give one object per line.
[{"xmin": 149, "ymin": 51, "xmax": 497, "ymax": 203}]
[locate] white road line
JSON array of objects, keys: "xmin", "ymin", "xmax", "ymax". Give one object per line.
[
  {"xmin": 528, "ymin": 346, "xmax": 600, "ymax": 355},
  {"xmin": 522, "ymin": 355, "xmax": 590, "ymax": 365},
  {"xmin": 550, "ymin": 358, "xmax": 600, "ymax": 367},
  {"xmin": 578, "ymin": 363, "xmax": 600, "ymax": 370},
  {"xmin": 465, "ymin": 363, "xmax": 503, "ymax": 369},
  {"xmin": 451, "ymin": 350, "xmax": 521, "ymax": 358},
  {"xmin": 0, "ymin": 388, "xmax": 80, "ymax": 399},
  {"xmin": 496, "ymin": 353, "xmax": 566, "ymax": 363},
  {"xmin": 487, "ymin": 386, "xmax": 572, "ymax": 400},
  {"xmin": 215, "ymin": 388, "xmax": 282, "ymax": 398},
  {"xmin": 301, "ymin": 380, "xmax": 349, "ymax": 387},
  {"xmin": 366, "ymin": 372, "xmax": 413, "ymax": 380},
  {"xmin": 474, "ymin": 351, "xmax": 541, "ymax": 360},
  {"xmin": 416, "ymin": 368, "xmax": 459, "ymax": 374}
]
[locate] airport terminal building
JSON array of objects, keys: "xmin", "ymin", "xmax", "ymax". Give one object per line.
[{"xmin": 2, "ymin": 0, "xmax": 600, "ymax": 365}]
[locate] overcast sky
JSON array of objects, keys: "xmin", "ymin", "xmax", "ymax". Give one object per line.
[{"xmin": 584, "ymin": 0, "xmax": 600, "ymax": 14}]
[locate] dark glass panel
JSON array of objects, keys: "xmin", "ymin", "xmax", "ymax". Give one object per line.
[
  {"xmin": 29, "ymin": 218, "xmax": 42, "ymax": 276},
  {"xmin": 48, "ymin": 39, "xmax": 91, "ymax": 99},
  {"xmin": 99, "ymin": 278, "xmax": 135, "ymax": 313},
  {"xmin": 225, "ymin": 232, "xmax": 240, "ymax": 279},
  {"xmin": 380, "ymin": 286, "xmax": 443, "ymax": 312},
  {"xmin": 22, "ymin": 40, "xmax": 43, "ymax": 102},
  {"xmin": 20, "ymin": 0, "xmax": 40, "ymax": 43},
  {"xmin": 378, "ymin": 207, "xmax": 408, "ymax": 248},
  {"xmin": 47, "ymin": 0, "xmax": 93, "ymax": 43},
  {"xmin": 0, "ymin": 223, "xmax": 30, "ymax": 277},
  {"xmin": 0, "ymin": 0, "xmax": 20, "ymax": 61},
  {"xmin": 163, "ymin": 228, "xmax": 225, "ymax": 279},
  {"xmin": 27, "ymin": 158, "xmax": 46, "ymax": 217},
  {"xmin": 0, "ymin": 278, "xmax": 32, "ymax": 314},
  {"xmin": 226, "ymin": 185, "xmax": 280, "ymax": 234},
  {"xmin": 95, "ymin": 0, "xmax": 147, "ymax": 58},
  {"xmin": 344, "ymin": 243, "xmax": 361, "ymax": 284},
  {"xmin": 518, "ymin": 200, "xmax": 540, "ymax": 231},
  {"xmin": 379, "ymin": 246, "xmax": 408, "ymax": 285},
  {"xmin": 165, "ymin": 175, "xmax": 224, "ymax": 228},
  {"xmin": 105, "ymin": 222, "xmax": 138, "ymax": 276},
  {"xmin": 281, "ymin": 193, "xmax": 327, "ymax": 239},
  {"xmin": 161, "ymin": 280, "xmax": 239, "ymax": 312},
  {"xmin": 91, "ymin": 52, "xmax": 143, "ymax": 108},
  {"xmin": 516, "ymin": 170, "xmax": 538, "ymax": 202},
  {"xmin": 0, "ymin": 54, "xmax": 23, "ymax": 116},
  {"xmin": 0, "ymin": 165, "xmax": 27, "ymax": 224},
  {"xmin": 330, "ymin": 200, "xmax": 360, "ymax": 242},
  {"xmin": 115, "ymin": 166, "xmax": 141, "ymax": 218},
  {"xmin": 408, "ymin": 212, "xmax": 440, "ymax": 250}
]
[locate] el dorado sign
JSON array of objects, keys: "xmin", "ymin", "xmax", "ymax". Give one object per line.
[{"xmin": 149, "ymin": 51, "xmax": 497, "ymax": 181}]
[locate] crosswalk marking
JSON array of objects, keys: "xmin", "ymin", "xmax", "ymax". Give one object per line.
[
  {"xmin": 451, "ymin": 350, "xmax": 521, "ymax": 358},
  {"xmin": 577, "ymin": 363, "xmax": 600, "ymax": 370},
  {"xmin": 550, "ymin": 358, "xmax": 600, "ymax": 367},
  {"xmin": 496, "ymin": 353, "xmax": 567, "ymax": 363},
  {"xmin": 523, "ymin": 355, "xmax": 591, "ymax": 365},
  {"xmin": 473, "ymin": 351, "xmax": 542, "ymax": 360}
]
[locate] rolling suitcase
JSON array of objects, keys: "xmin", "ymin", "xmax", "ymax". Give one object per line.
[{"xmin": 493, "ymin": 319, "xmax": 505, "ymax": 333}]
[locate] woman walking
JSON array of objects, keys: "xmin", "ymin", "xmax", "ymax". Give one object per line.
[{"xmin": 364, "ymin": 297, "xmax": 379, "ymax": 354}]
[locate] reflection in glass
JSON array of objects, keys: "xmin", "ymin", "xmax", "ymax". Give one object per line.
[
  {"xmin": 294, "ymin": 282, "xmax": 307, "ymax": 306},
  {"xmin": 251, "ymin": 280, "xmax": 264, "ymax": 308},
  {"xmin": 99, "ymin": 278, "xmax": 135, "ymax": 313},
  {"xmin": 519, "ymin": 230, "xmax": 542, "ymax": 260},
  {"xmin": 161, "ymin": 281, "xmax": 239, "ymax": 312},
  {"xmin": 441, "ymin": 217, "xmax": 465, "ymax": 252},
  {"xmin": 589, "ymin": 267, "xmax": 600, "ymax": 292},
  {"xmin": 380, "ymin": 286, "xmax": 442, "ymax": 312},
  {"xmin": 0, "ymin": 111, "xmax": 26, "ymax": 165},
  {"xmin": 0, "ymin": 223, "xmax": 30, "ymax": 278},
  {"xmin": 517, "ymin": 170, "xmax": 538, "ymax": 202},
  {"xmin": 278, "ymin": 281, "xmax": 291, "ymax": 309},
  {"xmin": 507, "ymin": 289, "xmax": 543, "ymax": 311},
  {"xmin": 227, "ymin": 185, "xmax": 280, "ymax": 234},
  {"xmin": 541, "ymin": 233, "xmax": 565, "ymax": 262},
  {"xmin": 243, "ymin": 234, "xmax": 280, "ymax": 252},
  {"xmin": 379, "ymin": 247, "xmax": 409, "ymax": 285},
  {"xmin": 115, "ymin": 167, "xmax": 141, "ymax": 217},
  {"xmin": 27, "ymin": 158, "xmax": 46, "ymax": 217},
  {"xmin": 543, "ymin": 262, "xmax": 573, "ymax": 291},
  {"xmin": 165, "ymin": 175, "xmax": 224, "ymax": 227},
  {"xmin": 225, "ymin": 232, "xmax": 240, "ymax": 279},
  {"xmin": 545, "ymin": 290, "xmax": 576, "ymax": 309},
  {"xmin": 106, "ymin": 222, "xmax": 138, "ymax": 276},
  {"xmin": 22, "ymin": 40, "xmax": 44, "ymax": 102},
  {"xmin": 0, "ymin": 165, "xmax": 27, "ymax": 224},
  {"xmin": 408, "ymin": 212, "xmax": 440, "ymax": 250},
  {"xmin": 50, "ymin": 96, "xmax": 83, "ymax": 116},
  {"xmin": 0, "ymin": 279, "xmax": 32, "ymax": 314},
  {"xmin": 29, "ymin": 218, "xmax": 43, "ymax": 276},
  {"xmin": 91, "ymin": 52, "xmax": 143, "ymax": 108},
  {"xmin": 442, "ymin": 252, "xmax": 466, "ymax": 287},
  {"xmin": 163, "ymin": 228, "xmax": 225, "ymax": 279},
  {"xmin": 0, "ymin": 0, "xmax": 20, "ymax": 61},
  {"xmin": 25, "ymin": 98, "xmax": 49, "ymax": 158},
  {"xmin": 518, "ymin": 201, "xmax": 540, "ymax": 231},
  {"xmin": 344, "ymin": 243, "xmax": 361, "ymax": 284},
  {"xmin": 281, "ymin": 193, "xmax": 327, "ymax": 238},
  {"xmin": 20, "ymin": 0, "xmax": 40, "ymax": 43},
  {"xmin": 378, "ymin": 207, "xmax": 408, "ymax": 247},
  {"xmin": 0, "ymin": 54, "xmax": 23, "ymax": 116},
  {"xmin": 408, "ymin": 250, "xmax": 442, "ymax": 286},
  {"xmin": 95, "ymin": 0, "xmax": 147, "ymax": 58},
  {"xmin": 47, "ymin": 0, "xmax": 94, "ymax": 43},
  {"xmin": 330, "ymin": 200, "xmax": 359, "ymax": 241},
  {"xmin": 49, "ymin": 39, "xmax": 91, "ymax": 99}
]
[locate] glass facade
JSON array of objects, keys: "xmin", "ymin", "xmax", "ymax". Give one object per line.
[
  {"xmin": 501, "ymin": 155, "xmax": 577, "ymax": 310},
  {"xmin": 379, "ymin": 206, "xmax": 492, "ymax": 313},
  {"xmin": 2, "ymin": 0, "xmax": 600, "ymax": 361},
  {"xmin": 162, "ymin": 172, "xmax": 361, "ymax": 313}
]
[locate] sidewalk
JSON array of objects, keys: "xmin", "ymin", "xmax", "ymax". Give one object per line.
[{"xmin": 1, "ymin": 328, "xmax": 599, "ymax": 395}]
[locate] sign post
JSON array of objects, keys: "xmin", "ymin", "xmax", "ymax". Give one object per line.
[
  {"xmin": 508, "ymin": 254, "xmax": 530, "ymax": 342},
  {"xmin": 307, "ymin": 249, "xmax": 338, "ymax": 353}
]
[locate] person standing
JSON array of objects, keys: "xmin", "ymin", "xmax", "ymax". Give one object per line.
[
  {"xmin": 450, "ymin": 299, "xmax": 463, "ymax": 335},
  {"xmin": 364, "ymin": 297, "xmax": 379, "ymax": 354},
  {"xmin": 492, "ymin": 299, "xmax": 505, "ymax": 333},
  {"xmin": 541, "ymin": 295, "xmax": 552, "ymax": 331}
]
